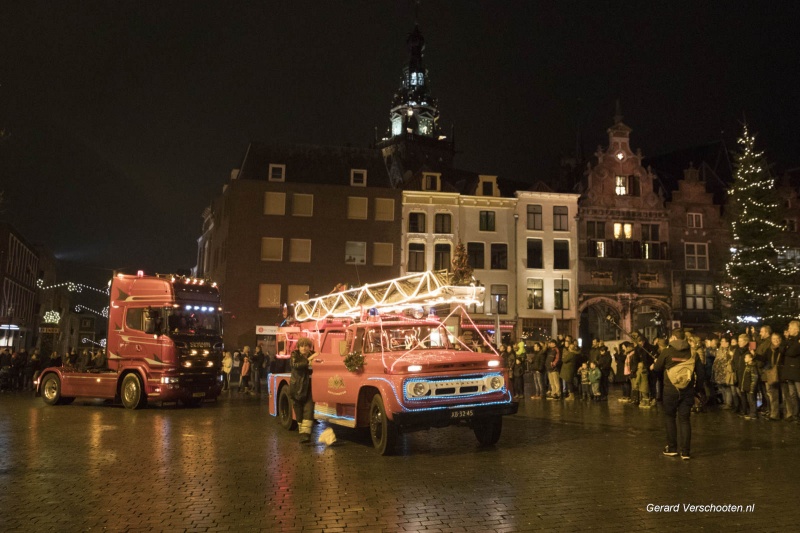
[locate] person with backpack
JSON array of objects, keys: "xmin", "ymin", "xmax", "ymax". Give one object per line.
[{"xmin": 652, "ymin": 328, "xmax": 705, "ymax": 460}]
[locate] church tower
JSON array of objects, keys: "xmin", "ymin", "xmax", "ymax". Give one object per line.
[{"xmin": 377, "ymin": 24, "xmax": 455, "ymax": 188}]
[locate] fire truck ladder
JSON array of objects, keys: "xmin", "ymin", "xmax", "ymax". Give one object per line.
[{"xmin": 293, "ymin": 270, "xmax": 483, "ymax": 322}]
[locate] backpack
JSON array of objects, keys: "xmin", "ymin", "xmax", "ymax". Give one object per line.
[{"xmin": 667, "ymin": 354, "xmax": 696, "ymax": 390}]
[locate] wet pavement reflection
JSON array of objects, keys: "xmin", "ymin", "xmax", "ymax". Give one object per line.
[{"xmin": 1, "ymin": 387, "xmax": 800, "ymax": 531}]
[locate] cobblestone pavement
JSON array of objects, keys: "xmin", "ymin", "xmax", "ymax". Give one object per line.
[{"xmin": 2, "ymin": 382, "xmax": 800, "ymax": 532}]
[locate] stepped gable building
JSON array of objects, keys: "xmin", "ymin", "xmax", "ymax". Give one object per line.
[{"xmin": 576, "ymin": 110, "xmax": 673, "ymax": 341}]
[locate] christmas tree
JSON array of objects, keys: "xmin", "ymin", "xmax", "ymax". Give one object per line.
[
  {"xmin": 450, "ymin": 239, "xmax": 473, "ymax": 285},
  {"xmin": 721, "ymin": 124, "xmax": 797, "ymax": 328}
]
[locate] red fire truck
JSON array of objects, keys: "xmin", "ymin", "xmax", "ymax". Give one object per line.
[
  {"xmin": 268, "ymin": 271, "xmax": 518, "ymax": 454},
  {"xmin": 36, "ymin": 272, "xmax": 224, "ymax": 408}
]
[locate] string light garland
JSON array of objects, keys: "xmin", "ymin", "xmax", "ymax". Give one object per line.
[
  {"xmin": 37, "ymin": 279, "xmax": 110, "ymax": 295},
  {"xmin": 74, "ymin": 305, "xmax": 109, "ymax": 318}
]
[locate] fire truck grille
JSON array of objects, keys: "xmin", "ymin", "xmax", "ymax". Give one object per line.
[{"xmin": 403, "ymin": 374, "xmax": 504, "ymax": 401}]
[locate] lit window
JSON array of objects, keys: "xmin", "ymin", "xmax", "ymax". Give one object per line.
[
  {"xmin": 408, "ymin": 212, "xmax": 426, "ymax": 233},
  {"xmin": 685, "ymin": 243, "xmax": 709, "ymax": 270},
  {"xmin": 434, "ymin": 243, "xmax": 451, "ymax": 270},
  {"xmin": 615, "ymin": 175, "xmax": 628, "ymax": 195},
  {"xmin": 408, "ymin": 243, "xmax": 425, "ymax": 272},
  {"xmin": 687, "ymin": 213, "xmax": 703, "ymax": 228},
  {"xmin": 527, "ymin": 205, "xmax": 542, "ymax": 230},
  {"xmin": 526, "ymin": 278, "xmax": 543, "ymax": 309},
  {"xmin": 345, "ymin": 242, "xmax": 366, "ymax": 265},
  {"xmin": 268, "ymin": 164, "xmax": 285, "ymax": 182},
  {"xmin": 554, "ymin": 279, "xmax": 570, "ymax": 310},
  {"xmin": 347, "ymin": 197, "xmax": 368, "ymax": 219},
  {"xmin": 553, "ymin": 206, "xmax": 568, "ymax": 231},
  {"xmin": 642, "ymin": 224, "xmax": 661, "ymax": 260},
  {"xmin": 350, "ymin": 169, "xmax": 367, "ymax": 187},
  {"xmin": 613, "ymin": 223, "xmax": 633, "ymax": 240},
  {"xmin": 587, "ymin": 221, "xmax": 606, "ymax": 258}
]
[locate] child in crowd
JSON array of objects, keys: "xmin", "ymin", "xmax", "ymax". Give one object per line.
[
  {"xmin": 741, "ymin": 352, "xmax": 761, "ymax": 420},
  {"xmin": 588, "ymin": 361, "xmax": 602, "ymax": 401},
  {"xmin": 579, "ymin": 362, "xmax": 591, "ymax": 401}
]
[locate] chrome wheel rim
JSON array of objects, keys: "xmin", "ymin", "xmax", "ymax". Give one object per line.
[{"xmin": 43, "ymin": 378, "xmax": 58, "ymax": 401}]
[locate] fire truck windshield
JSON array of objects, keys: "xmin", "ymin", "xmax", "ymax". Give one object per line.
[
  {"xmin": 363, "ymin": 325, "xmax": 459, "ymax": 353},
  {"xmin": 167, "ymin": 306, "xmax": 221, "ymax": 337}
]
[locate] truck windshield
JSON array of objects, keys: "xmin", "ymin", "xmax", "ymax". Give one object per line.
[
  {"xmin": 167, "ymin": 306, "xmax": 221, "ymax": 336},
  {"xmin": 364, "ymin": 325, "xmax": 459, "ymax": 353}
]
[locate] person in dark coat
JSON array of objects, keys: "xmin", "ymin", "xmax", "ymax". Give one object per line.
[
  {"xmin": 289, "ymin": 337, "xmax": 316, "ymax": 442},
  {"xmin": 653, "ymin": 328, "xmax": 705, "ymax": 460},
  {"xmin": 252, "ymin": 345, "xmax": 266, "ymax": 394},
  {"xmin": 529, "ymin": 343, "xmax": 546, "ymax": 399},
  {"xmin": 732, "ymin": 334, "xmax": 750, "ymax": 416},
  {"xmin": 544, "ymin": 340, "xmax": 561, "ymax": 400},
  {"xmin": 597, "ymin": 345, "xmax": 612, "ymax": 400},
  {"xmin": 781, "ymin": 321, "xmax": 800, "ymax": 422}
]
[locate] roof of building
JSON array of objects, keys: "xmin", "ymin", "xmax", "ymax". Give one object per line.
[
  {"xmin": 643, "ymin": 140, "xmax": 734, "ymax": 204},
  {"xmin": 236, "ymin": 143, "xmax": 392, "ymax": 187}
]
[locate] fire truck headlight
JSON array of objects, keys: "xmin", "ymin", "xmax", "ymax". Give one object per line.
[
  {"xmin": 486, "ymin": 376, "xmax": 504, "ymax": 391},
  {"xmin": 161, "ymin": 377, "xmax": 180, "ymax": 384},
  {"xmin": 406, "ymin": 381, "xmax": 429, "ymax": 398},
  {"xmin": 488, "ymin": 360, "xmax": 500, "ymax": 368},
  {"xmin": 189, "ymin": 349, "xmax": 198, "ymax": 356}
]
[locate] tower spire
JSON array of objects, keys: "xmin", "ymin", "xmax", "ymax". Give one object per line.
[{"xmin": 614, "ymin": 99, "xmax": 623, "ymax": 125}]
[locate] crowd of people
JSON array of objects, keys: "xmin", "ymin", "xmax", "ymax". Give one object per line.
[
  {"xmin": 0, "ymin": 347, "xmax": 108, "ymax": 391},
  {"xmin": 499, "ymin": 321, "xmax": 800, "ymax": 424}
]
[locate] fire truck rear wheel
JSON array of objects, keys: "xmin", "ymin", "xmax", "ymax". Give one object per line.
[
  {"xmin": 369, "ymin": 395, "xmax": 397, "ymax": 455},
  {"xmin": 121, "ymin": 374, "xmax": 147, "ymax": 410},
  {"xmin": 278, "ymin": 386, "xmax": 298, "ymax": 430},
  {"xmin": 473, "ymin": 415, "xmax": 503, "ymax": 446}
]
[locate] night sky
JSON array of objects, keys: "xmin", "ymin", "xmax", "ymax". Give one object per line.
[{"xmin": 2, "ymin": 1, "xmax": 799, "ymax": 279}]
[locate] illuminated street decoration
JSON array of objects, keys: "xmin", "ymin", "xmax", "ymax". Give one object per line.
[
  {"xmin": 38, "ymin": 280, "xmax": 110, "ymax": 295},
  {"xmin": 82, "ymin": 337, "xmax": 107, "ymax": 348},
  {"xmin": 75, "ymin": 305, "xmax": 109, "ymax": 318},
  {"xmin": 43, "ymin": 310, "xmax": 61, "ymax": 324}
]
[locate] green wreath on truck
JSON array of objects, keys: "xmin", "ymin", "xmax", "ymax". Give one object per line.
[{"xmin": 343, "ymin": 351, "xmax": 365, "ymax": 373}]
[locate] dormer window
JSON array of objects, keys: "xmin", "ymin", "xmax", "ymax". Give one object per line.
[
  {"xmin": 423, "ymin": 172, "xmax": 440, "ymax": 191},
  {"xmin": 350, "ymin": 169, "xmax": 367, "ymax": 187},
  {"xmin": 478, "ymin": 175, "xmax": 498, "ymax": 197},
  {"xmin": 268, "ymin": 164, "xmax": 285, "ymax": 182}
]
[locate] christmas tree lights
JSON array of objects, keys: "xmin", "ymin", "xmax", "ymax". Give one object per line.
[{"xmin": 720, "ymin": 124, "xmax": 799, "ymax": 327}]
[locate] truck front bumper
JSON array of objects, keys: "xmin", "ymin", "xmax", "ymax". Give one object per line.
[{"xmin": 391, "ymin": 401, "xmax": 519, "ymax": 432}]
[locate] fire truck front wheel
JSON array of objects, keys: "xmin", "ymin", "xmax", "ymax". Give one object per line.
[
  {"xmin": 121, "ymin": 374, "xmax": 147, "ymax": 410},
  {"xmin": 278, "ymin": 386, "xmax": 298, "ymax": 430},
  {"xmin": 369, "ymin": 395, "xmax": 398, "ymax": 456},
  {"xmin": 473, "ymin": 415, "xmax": 503, "ymax": 446}
]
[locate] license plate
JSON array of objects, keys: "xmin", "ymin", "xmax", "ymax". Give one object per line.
[
  {"xmin": 450, "ymin": 409, "xmax": 474, "ymax": 419},
  {"xmin": 192, "ymin": 392, "xmax": 206, "ymax": 398}
]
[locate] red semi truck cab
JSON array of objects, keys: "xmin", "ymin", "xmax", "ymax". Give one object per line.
[
  {"xmin": 268, "ymin": 272, "xmax": 519, "ymax": 454},
  {"xmin": 37, "ymin": 273, "xmax": 224, "ymax": 409}
]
